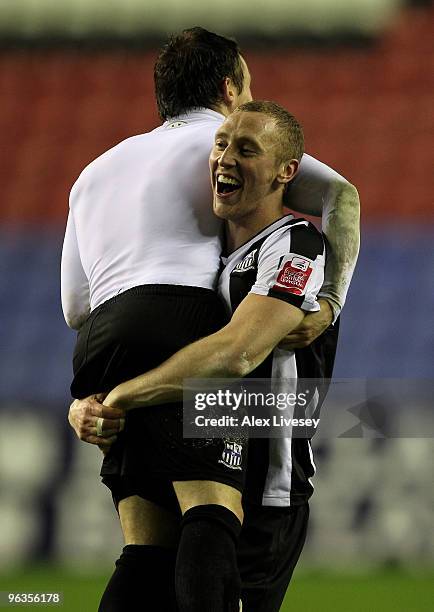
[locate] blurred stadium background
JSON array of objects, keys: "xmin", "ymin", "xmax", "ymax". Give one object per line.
[{"xmin": 0, "ymin": 0, "xmax": 433, "ymax": 610}]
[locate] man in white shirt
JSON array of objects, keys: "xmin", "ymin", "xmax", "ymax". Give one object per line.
[{"xmin": 63, "ymin": 28, "xmax": 359, "ymax": 612}]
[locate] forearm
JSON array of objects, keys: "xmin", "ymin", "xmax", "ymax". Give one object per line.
[
  {"xmin": 319, "ymin": 181, "xmax": 360, "ymax": 319},
  {"xmin": 106, "ymin": 296, "xmax": 305, "ymax": 411},
  {"xmin": 287, "ymin": 154, "xmax": 360, "ymax": 318},
  {"xmin": 106, "ymin": 331, "xmax": 253, "ymax": 411}
]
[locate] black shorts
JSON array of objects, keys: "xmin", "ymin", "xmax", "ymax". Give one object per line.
[
  {"xmin": 70, "ymin": 284, "xmax": 246, "ymax": 511},
  {"xmin": 238, "ymin": 501, "xmax": 309, "ymax": 612}
]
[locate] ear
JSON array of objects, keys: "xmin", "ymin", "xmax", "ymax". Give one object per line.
[
  {"xmin": 276, "ymin": 159, "xmax": 299, "ymax": 186},
  {"xmin": 221, "ymin": 77, "xmax": 237, "ymax": 112}
]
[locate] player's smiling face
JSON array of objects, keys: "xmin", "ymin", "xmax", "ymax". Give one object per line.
[{"xmin": 210, "ymin": 111, "xmax": 283, "ymax": 222}]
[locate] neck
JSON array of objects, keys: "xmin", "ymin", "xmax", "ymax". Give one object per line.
[
  {"xmin": 211, "ymin": 102, "xmax": 232, "ymax": 118},
  {"xmin": 226, "ymin": 205, "xmax": 285, "ymax": 252}
]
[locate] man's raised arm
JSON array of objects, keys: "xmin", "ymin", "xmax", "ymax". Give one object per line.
[
  {"xmin": 287, "ymin": 154, "xmax": 360, "ymax": 321},
  {"xmin": 61, "ymin": 208, "xmax": 90, "ymax": 330}
]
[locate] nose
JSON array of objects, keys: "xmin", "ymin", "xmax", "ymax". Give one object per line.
[{"xmin": 218, "ymin": 145, "xmax": 236, "ymax": 169}]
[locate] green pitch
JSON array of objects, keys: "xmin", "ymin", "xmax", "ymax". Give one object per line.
[
  {"xmin": 1, "ymin": 567, "xmax": 433, "ymax": 611},
  {"xmin": 284, "ymin": 570, "xmax": 434, "ymax": 612}
]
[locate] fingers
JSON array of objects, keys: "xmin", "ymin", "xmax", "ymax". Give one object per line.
[
  {"xmin": 86, "ymin": 415, "xmax": 124, "ymax": 440},
  {"xmin": 90, "ymin": 402, "xmax": 125, "ymax": 419},
  {"xmin": 68, "ymin": 395, "xmax": 125, "ymax": 446},
  {"xmin": 278, "ymin": 332, "xmax": 312, "ymax": 350},
  {"xmin": 95, "ymin": 415, "xmax": 125, "ymax": 436},
  {"xmin": 279, "ymin": 310, "xmax": 331, "ymax": 350},
  {"xmin": 98, "ymin": 416, "xmax": 125, "ymax": 433},
  {"xmin": 75, "ymin": 424, "xmax": 119, "ymax": 446},
  {"xmin": 71, "ymin": 396, "xmax": 125, "ymax": 419},
  {"xmin": 88, "ymin": 434, "xmax": 117, "ymax": 447},
  {"xmin": 278, "ymin": 339, "xmax": 311, "ymax": 350}
]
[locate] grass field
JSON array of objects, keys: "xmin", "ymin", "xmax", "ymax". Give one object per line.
[{"xmin": 1, "ymin": 567, "xmax": 433, "ymax": 611}]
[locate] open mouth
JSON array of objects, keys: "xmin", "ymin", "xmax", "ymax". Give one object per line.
[{"xmin": 216, "ymin": 174, "xmax": 242, "ymax": 197}]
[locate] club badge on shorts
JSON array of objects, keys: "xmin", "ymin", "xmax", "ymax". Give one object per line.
[{"xmin": 219, "ymin": 439, "xmax": 243, "ymax": 470}]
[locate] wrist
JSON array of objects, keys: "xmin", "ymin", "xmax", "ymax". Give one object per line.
[
  {"xmin": 105, "ymin": 383, "xmax": 131, "ymax": 411},
  {"xmin": 318, "ymin": 298, "xmax": 333, "ymax": 325}
]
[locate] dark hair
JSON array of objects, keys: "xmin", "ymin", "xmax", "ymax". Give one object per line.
[
  {"xmin": 154, "ymin": 27, "xmax": 244, "ymax": 120},
  {"xmin": 234, "ymin": 100, "xmax": 304, "ymax": 163}
]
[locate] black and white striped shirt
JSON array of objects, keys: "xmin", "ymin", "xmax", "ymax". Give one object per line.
[{"xmin": 219, "ymin": 215, "xmax": 328, "ymax": 507}]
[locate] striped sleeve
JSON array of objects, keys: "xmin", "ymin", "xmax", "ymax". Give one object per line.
[{"xmin": 250, "ymin": 222, "xmax": 325, "ymax": 311}]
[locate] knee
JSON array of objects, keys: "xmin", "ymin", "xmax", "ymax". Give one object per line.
[
  {"xmin": 181, "ymin": 503, "xmax": 242, "ymax": 544},
  {"xmin": 176, "ymin": 504, "xmax": 242, "ymax": 611}
]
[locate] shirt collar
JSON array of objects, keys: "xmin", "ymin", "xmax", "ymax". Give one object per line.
[
  {"xmin": 221, "ymin": 215, "xmax": 296, "ymax": 265},
  {"xmin": 164, "ymin": 108, "xmax": 225, "ymax": 125}
]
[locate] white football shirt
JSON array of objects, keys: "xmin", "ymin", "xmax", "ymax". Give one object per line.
[{"xmin": 61, "ymin": 109, "xmax": 224, "ymax": 329}]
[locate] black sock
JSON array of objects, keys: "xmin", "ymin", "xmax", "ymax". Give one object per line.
[
  {"xmin": 175, "ymin": 504, "xmax": 242, "ymax": 612},
  {"xmin": 98, "ymin": 544, "xmax": 177, "ymax": 612}
]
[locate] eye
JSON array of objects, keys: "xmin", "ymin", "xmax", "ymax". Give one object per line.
[
  {"xmin": 214, "ymin": 140, "xmax": 226, "ymax": 150},
  {"xmin": 241, "ymin": 148, "xmax": 255, "ymax": 156}
]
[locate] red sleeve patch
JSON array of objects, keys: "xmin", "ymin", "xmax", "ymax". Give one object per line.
[{"xmin": 272, "ymin": 257, "xmax": 312, "ymax": 295}]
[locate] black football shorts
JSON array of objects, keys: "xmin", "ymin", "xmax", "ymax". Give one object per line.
[{"xmin": 70, "ymin": 284, "xmax": 246, "ymax": 513}]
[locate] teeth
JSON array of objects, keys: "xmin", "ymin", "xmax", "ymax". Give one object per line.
[{"xmin": 217, "ymin": 175, "xmax": 241, "ymax": 186}]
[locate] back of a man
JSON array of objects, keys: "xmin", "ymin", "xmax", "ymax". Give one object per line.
[{"xmin": 62, "ymin": 110, "xmax": 224, "ymax": 327}]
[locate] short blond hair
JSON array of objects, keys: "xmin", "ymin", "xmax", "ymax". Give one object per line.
[{"xmin": 234, "ymin": 100, "xmax": 304, "ymax": 163}]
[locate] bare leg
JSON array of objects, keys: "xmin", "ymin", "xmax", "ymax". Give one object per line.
[
  {"xmin": 173, "ymin": 480, "xmax": 243, "ymax": 522},
  {"xmin": 119, "ymin": 495, "xmax": 180, "ymax": 546}
]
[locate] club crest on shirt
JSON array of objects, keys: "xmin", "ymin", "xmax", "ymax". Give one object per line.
[
  {"xmin": 219, "ymin": 440, "xmax": 243, "ymax": 470},
  {"xmin": 232, "ymin": 249, "xmax": 258, "ymax": 274},
  {"xmin": 166, "ymin": 120, "xmax": 188, "ymax": 129},
  {"xmin": 273, "ymin": 256, "xmax": 312, "ymax": 295}
]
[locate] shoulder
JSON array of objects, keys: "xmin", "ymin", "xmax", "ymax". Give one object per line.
[
  {"xmin": 69, "ymin": 133, "xmax": 143, "ymax": 196},
  {"xmin": 69, "ymin": 129, "xmax": 163, "ymax": 205},
  {"xmin": 288, "ymin": 220, "xmax": 324, "ymax": 259},
  {"xmin": 260, "ymin": 219, "xmax": 324, "ymax": 260}
]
